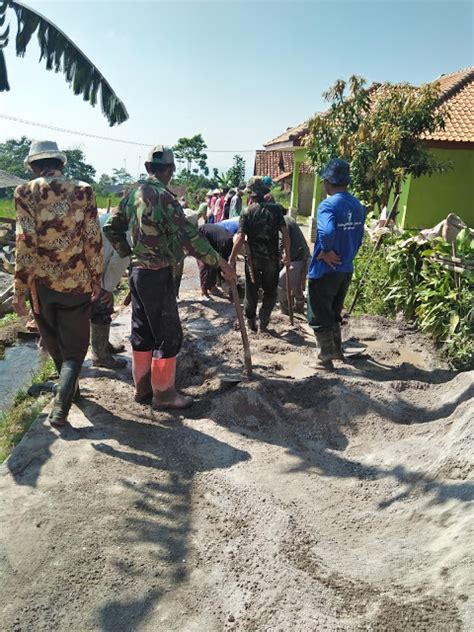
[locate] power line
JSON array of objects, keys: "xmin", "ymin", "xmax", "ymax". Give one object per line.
[{"xmin": 0, "ymin": 114, "xmax": 257, "ymax": 153}]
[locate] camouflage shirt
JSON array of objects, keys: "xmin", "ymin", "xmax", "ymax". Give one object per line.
[
  {"xmin": 14, "ymin": 171, "xmax": 104, "ymax": 296},
  {"xmin": 103, "ymin": 177, "xmax": 220, "ymax": 269},
  {"xmin": 238, "ymin": 201, "xmax": 286, "ymax": 260}
]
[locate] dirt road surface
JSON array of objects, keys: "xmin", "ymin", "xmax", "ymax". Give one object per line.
[{"xmin": 1, "ymin": 260, "xmax": 473, "ymax": 631}]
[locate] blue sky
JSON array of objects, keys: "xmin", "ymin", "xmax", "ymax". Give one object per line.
[{"xmin": 1, "ymin": 0, "xmax": 472, "ymax": 179}]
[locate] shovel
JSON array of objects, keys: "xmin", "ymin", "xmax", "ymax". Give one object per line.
[
  {"xmin": 285, "ymin": 262, "xmax": 294, "ymax": 326},
  {"xmin": 222, "ymin": 280, "xmax": 252, "ymax": 382}
]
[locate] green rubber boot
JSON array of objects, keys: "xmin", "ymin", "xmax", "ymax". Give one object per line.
[
  {"xmin": 48, "ymin": 360, "xmax": 81, "ymax": 428},
  {"xmin": 91, "ymin": 324, "xmax": 127, "ymax": 369},
  {"xmin": 314, "ymin": 329, "xmax": 335, "ymax": 370},
  {"xmin": 332, "ymin": 324, "xmax": 346, "ymax": 361}
]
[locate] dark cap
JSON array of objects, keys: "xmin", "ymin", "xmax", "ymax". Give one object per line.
[
  {"xmin": 320, "ymin": 158, "xmax": 351, "ymax": 186},
  {"xmin": 244, "ymin": 176, "xmax": 270, "ymax": 197}
]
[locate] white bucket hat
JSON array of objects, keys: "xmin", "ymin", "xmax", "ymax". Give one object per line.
[{"xmin": 24, "ymin": 140, "xmax": 67, "ymax": 167}]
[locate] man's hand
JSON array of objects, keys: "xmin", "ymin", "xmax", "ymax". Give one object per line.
[
  {"xmin": 219, "ymin": 258, "xmax": 237, "ymax": 284},
  {"xmin": 317, "ymin": 250, "xmax": 341, "ymax": 270},
  {"xmin": 99, "ymin": 289, "xmax": 114, "ymax": 309},
  {"xmin": 282, "ymin": 250, "xmax": 290, "ymax": 266},
  {"xmin": 91, "ymin": 283, "xmax": 102, "ymax": 302},
  {"xmin": 13, "ymin": 294, "xmax": 28, "ymax": 318}
]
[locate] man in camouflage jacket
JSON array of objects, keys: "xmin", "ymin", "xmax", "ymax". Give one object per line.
[
  {"xmin": 104, "ymin": 145, "xmax": 236, "ymax": 410},
  {"xmin": 229, "ymin": 177, "xmax": 290, "ymax": 332},
  {"xmin": 14, "ymin": 140, "xmax": 104, "ymax": 428}
]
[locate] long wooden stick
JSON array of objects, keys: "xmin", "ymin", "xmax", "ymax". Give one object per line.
[
  {"xmin": 230, "ymin": 280, "xmax": 252, "ymax": 378},
  {"xmin": 285, "ymin": 262, "xmax": 294, "ymax": 326},
  {"xmin": 29, "ymin": 280, "xmax": 40, "ymax": 315},
  {"xmin": 347, "ymin": 193, "xmax": 400, "ymax": 317}
]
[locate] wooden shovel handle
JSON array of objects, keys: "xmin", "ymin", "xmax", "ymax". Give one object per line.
[
  {"xmin": 30, "ymin": 280, "xmax": 40, "ymax": 315},
  {"xmin": 230, "ymin": 281, "xmax": 252, "ymax": 378},
  {"xmin": 285, "ymin": 263, "xmax": 294, "ymax": 326}
]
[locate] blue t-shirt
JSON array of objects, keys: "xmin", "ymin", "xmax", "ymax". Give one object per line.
[
  {"xmin": 218, "ymin": 218, "xmax": 239, "ymax": 236},
  {"xmin": 308, "ymin": 191, "xmax": 365, "ymax": 280}
]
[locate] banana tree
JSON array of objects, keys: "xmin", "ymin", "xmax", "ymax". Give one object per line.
[{"xmin": 0, "ymin": 0, "xmax": 128, "ymax": 126}]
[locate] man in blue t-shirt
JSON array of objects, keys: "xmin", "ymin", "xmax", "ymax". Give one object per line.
[{"xmin": 307, "ymin": 159, "xmax": 365, "ymax": 370}]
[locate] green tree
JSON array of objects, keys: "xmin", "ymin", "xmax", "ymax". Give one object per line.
[
  {"xmin": 0, "ymin": 1, "xmax": 128, "ymax": 125},
  {"xmin": 0, "ymin": 136, "xmax": 31, "ymax": 180},
  {"xmin": 63, "ymin": 148, "xmax": 96, "ymax": 183},
  {"xmin": 173, "ymin": 134, "xmax": 209, "ymax": 174},
  {"xmin": 111, "ymin": 168, "xmax": 133, "ymax": 185},
  {"xmin": 0, "ymin": 137, "xmax": 96, "ymax": 197},
  {"xmin": 93, "ymin": 173, "xmax": 114, "ymax": 196},
  {"xmin": 226, "ymin": 155, "xmax": 246, "ymax": 187},
  {"xmin": 305, "ymin": 76, "xmax": 449, "ymax": 213}
]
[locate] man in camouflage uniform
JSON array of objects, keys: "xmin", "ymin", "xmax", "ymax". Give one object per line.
[
  {"xmin": 104, "ymin": 145, "xmax": 236, "ymax": 410},
  {"xmin": 229, "ymin": 177, "xmax": 290, "ymax": 332},
  {"xmin": 14, "ymin": 140, "xmax": 103, "ymax": 427}
]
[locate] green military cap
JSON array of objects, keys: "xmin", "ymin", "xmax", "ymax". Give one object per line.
[{"xmin": 147, "ymin": 144, "xmax": 175, "ymax": 165}]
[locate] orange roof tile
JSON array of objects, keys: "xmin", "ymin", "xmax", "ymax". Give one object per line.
[
  {"xmin": 263, "ymin": 121, "xmax": 309, "ymax": 149},
  {"xmin": 424, "ymin": 67, "xmax": 474, "ymax": 142},
  {"xmin": 264, "ymin": 67, "xmax": 474, "ymax": 148},
  {"xmin": 254, "ymin": 150, "xmax": 312, "ymax": 179}
]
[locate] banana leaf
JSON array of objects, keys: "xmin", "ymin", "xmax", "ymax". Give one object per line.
[{"xmin": 0, "ymin": 0, "xmax": 128, "ymax": 126}]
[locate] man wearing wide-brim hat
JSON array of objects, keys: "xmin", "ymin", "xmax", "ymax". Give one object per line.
[
  {"xmin": 307, "ymin": 158, "xmax": 366, "ymax": 370},
  {"xmin": 103, "ymin": 144, "xmax": 236, "ymax": 410},
  {"xmin": 229, "ymin": 176, "xmax": 290, "ymax": 333},
  {"xmin": 13, "ymin": 140, "xmax": 104, "ymax": 427}
]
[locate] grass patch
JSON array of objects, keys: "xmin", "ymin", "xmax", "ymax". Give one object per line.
[
  {"xmin": 0, "ymin": 198, "xmax": 15, "ymax": 219},
  {"xmin": 0, "ymin": 357, "xmax": 56, "ymax": 463},
  {"xmin": 0, "ymin": 313, "xmax": 17, "ymax": 329},
  {"xmin": 96, "ymin": 195, "xmax": 121, "ymax": 210}
]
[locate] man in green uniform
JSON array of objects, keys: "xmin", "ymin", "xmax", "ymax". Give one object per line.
[
  {"xmin": 104, "ymin": 145, "xmax": 236, "ymax": 410},
  {"xmin": 229, "ymin": 177, "xmax": 290, "ymax": 332}
]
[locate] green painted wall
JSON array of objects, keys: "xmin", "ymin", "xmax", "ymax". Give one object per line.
[
  {"xmin": 403, "ymin": 147, "xmax": 474, "ymax": 229},
  {"xmin": 295, "ymin": 146, "xmax": 473, "ymax": 229}
]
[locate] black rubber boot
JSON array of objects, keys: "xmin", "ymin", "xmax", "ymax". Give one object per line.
[
  {"xmin": 246, "ymin": 318, "xmax": 258, "ymax": 332},
  {"xmin": 332, "ymin": 324, "xmax": 346, "ymax": 361},
  {"xmin": 259, "ymin": 316, "xmax": 270, "ymax": 332},
  {"xmin": 294, "ymin": 297, "xmax": 306, "ymax": 314},
  {"xmin": 259, "ymin": 304, "xmax": 273, "ymax": 332},
  {"xmin": 314, "ymin": 329, "xmax": 335, "ymax": 370},
  {"xmin": 48, "ymin": 360, "xmax": 81, "ymax": 428},
  {"xmin": 107, "ymin": 341, "xmax": 126, "ymax": 354},
  {"xmin": 91, "ymin": 324, "xmax": 127, "ymax": 369}
]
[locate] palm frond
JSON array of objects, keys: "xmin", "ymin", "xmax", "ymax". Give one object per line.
[{"xmin": 0, "ymin": 0, "xmax": 128, "ymax": 126}]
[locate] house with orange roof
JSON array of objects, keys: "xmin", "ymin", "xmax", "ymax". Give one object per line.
[{"xmin": 255, "ymin": 67, "xmax": 473, "ymax": 231}]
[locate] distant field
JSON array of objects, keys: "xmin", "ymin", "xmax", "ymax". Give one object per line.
[
  {"xmin": 96, "ymin": 195, "xmax": 121, "ymax": 210},
  {"xmin": 0, "ymin": 199, "xmax": 14, "ymax": 219},
  {"xmin": 0, "ymin": 195, "xmax": 121, "ymax": 219}
]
